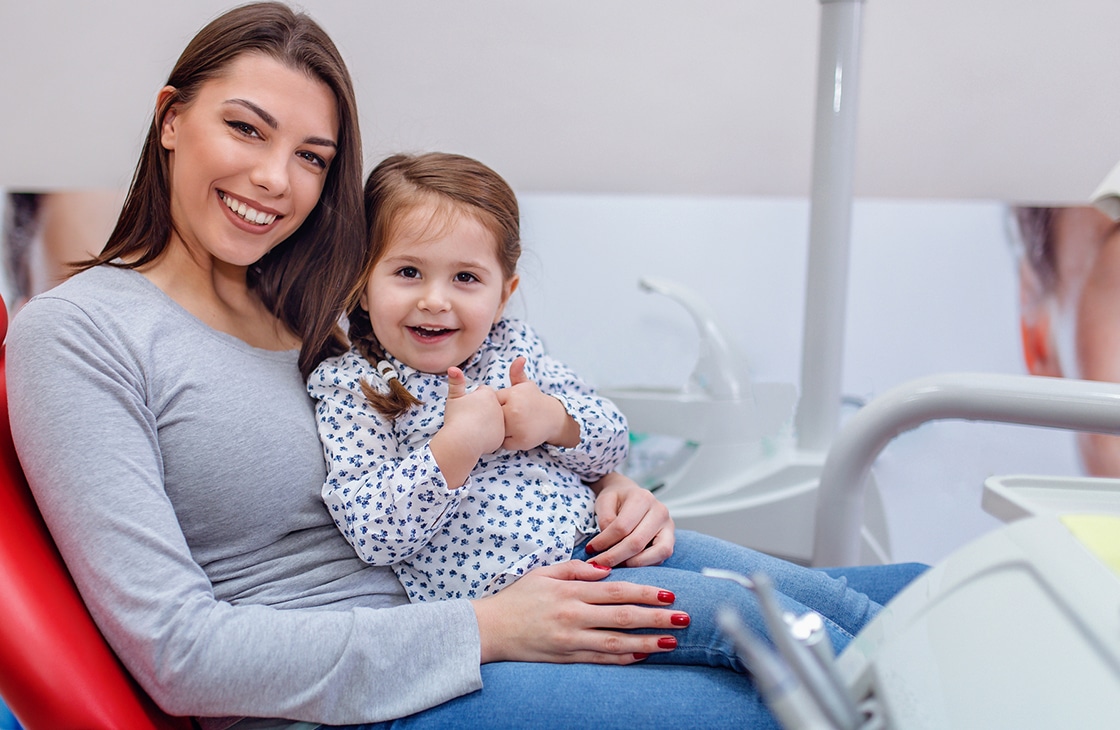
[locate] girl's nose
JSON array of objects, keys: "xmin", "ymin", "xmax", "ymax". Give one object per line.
[{"xmin": 418, "ymin": 285, "xmax": 451, "ymax": 313}]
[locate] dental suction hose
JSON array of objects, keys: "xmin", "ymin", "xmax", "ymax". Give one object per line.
[{"xmin": 638, "ymin": 276, "xmax": 743, "ymax": 400}]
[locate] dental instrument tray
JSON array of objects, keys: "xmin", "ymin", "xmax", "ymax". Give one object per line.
[{"xmin": 982, "ymin": 474, "xmax": 1120, "ymax": 522}]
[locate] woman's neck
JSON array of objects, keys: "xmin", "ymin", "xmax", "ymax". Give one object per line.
[{"xmin": 137, "ymin": 241, "xmax": 299, "ymax": 351}]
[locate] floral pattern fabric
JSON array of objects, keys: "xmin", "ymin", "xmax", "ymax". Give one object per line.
[{"xmin": 309, "ymin": 318, "xmax": 629, "ymax": 601}]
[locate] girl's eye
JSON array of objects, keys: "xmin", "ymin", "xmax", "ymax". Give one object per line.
[
  {"xmin": 397, "ymin": 267, "xmax": 420, "ymax": 279},
  {"xmin": 455, "ymin": 272, "xmax": 479, "ymax": 284},
  {"xmin": 226, "ymin": 120, "xmax": 260, "ymax": 138},
  {"xmin": 298, "ymin": 150, "xmax": 328, "ymax": 170}
]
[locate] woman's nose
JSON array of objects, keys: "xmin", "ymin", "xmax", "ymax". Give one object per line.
[{"xmin": 249, "ymin": 150, "xmax": 292, "ymax": 196}]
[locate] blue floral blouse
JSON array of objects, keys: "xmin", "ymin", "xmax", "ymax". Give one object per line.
[{"xmin": 308, "ymin": 318, "xmax": 629, "ymax": 602}]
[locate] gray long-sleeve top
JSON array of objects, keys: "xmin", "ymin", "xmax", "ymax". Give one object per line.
[{"xmin": 6, "ymin": 266, "xmax": 482, "ymax": 727}]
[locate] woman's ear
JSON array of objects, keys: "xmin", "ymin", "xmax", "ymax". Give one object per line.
[
  {"xmin": 157, "ymin": 86, "xmax": 180, "ymax": 151},
  {"xmin": 1019, "ymin": 260, "xmax": 1063, "ymax": 377}
]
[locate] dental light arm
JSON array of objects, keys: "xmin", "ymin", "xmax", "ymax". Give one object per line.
[{"xmin": 812, "ymin": 373, "xmax": 1120, "ymax": 566}]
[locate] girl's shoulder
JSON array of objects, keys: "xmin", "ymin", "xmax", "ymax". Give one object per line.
[
  {"xmin": 309, "ymin": 346, "xmax": 373, "ymax": 385},
  {"xmin": 488, "ymin": 317, "xmax": 543, "ymax": 350}
]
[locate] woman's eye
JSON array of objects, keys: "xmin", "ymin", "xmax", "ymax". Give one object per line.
[
  {"xmin": 226, "ymin": 120, "xmax": 260, "ymax": 138},
  {"xmin": 455, "ymin": 272, "xmax": 478, "ymax": 284},
  {"xmin": 298, "ymin": 150, "xmax": 328, "ymax": 169}
]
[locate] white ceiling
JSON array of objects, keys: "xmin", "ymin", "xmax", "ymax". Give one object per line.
[{"xmin": 3, "ymin": 0, "xmax": 1118, "ymax": 202}]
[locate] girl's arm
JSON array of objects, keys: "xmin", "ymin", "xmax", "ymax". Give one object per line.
[
  {"xmin": 310, "ymin": 357, "xmax": 476, "ymax": 564},
  {"xmin": 496, "ymin": 323, "xmax": 630, "ymax": 480}
]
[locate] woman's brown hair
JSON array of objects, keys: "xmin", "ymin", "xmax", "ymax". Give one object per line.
[
  {"xmin": 352, "ymin": 152, "xmax": 521, "ymax": 419},
  {"xmin": 81, "ymin": 2, "xmax": 365, "ymax": 378}
]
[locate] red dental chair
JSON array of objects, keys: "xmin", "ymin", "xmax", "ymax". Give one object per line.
[{"xmin": 0, "ymin": 296, "xmax": 191, "ymax": 730}]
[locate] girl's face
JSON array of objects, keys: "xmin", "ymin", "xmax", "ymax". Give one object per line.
[
  {"xmin": 361, "ymin": 205, "xmax": 518, "ymax": 374},
  {"xmin": 159, "ymin": 53, "xmax": 338, "ymax": 270}
]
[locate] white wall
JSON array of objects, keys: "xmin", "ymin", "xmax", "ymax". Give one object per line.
[
  {"xmin": 511, "ymin": 193, "xmax": 1080, "ymax": 565},
  {"xmin": 1, "ymin": 1, "xmax": 1106, "ymax": 565},
  {"xmin": 2, "ymin": 1, "xmax": 1119, "ymax": 201}
]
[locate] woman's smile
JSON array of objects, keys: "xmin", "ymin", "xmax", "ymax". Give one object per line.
[{"xmin": 218, "ymin": 190, "xmax": 280, "ymax": 228}]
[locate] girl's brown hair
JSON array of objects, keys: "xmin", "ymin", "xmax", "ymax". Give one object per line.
[
  {"xmin": 81, "ymin": 2, "xmax": 365, "ymax": 378},
  {"xmin": 352, "ymin": 152, "xmax": 521, "ymax": 419}
]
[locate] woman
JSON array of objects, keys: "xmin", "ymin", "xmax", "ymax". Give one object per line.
[{"xmin": 6, "ymin": 4, "xmax": 922, "ymax": 728}]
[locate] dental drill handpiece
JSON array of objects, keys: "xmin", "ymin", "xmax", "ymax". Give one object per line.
[
  {"xmin": 704, "ymin": 568, "xmax": 857, "ymax": 729},
  {"xmin": 749, "ymin": 573, "xmax": 861, "ymax": 730},
  {"xmin": 716, "ymin": 608, "xmax": 837, "ymax": 730},
  {"xmin": 788, "ymin": 611, "xmax": 837, "ymax": 667}
]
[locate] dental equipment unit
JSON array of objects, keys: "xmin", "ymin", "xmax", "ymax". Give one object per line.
[
  {"xmin": 603, "ymin": 272, "xmax": 892, "ymax": 566},
  {"xmin": 709, "ymin": 505, "xmax": 1120, "ymax": 729},
  {"xmin": 603, "ymin": 0, "xmax": 892, "ymax": 566}
]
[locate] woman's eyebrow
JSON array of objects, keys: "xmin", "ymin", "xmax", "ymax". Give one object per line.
[{"xmin": 227, "ymin": 98, "xmax": 337, "ymax": 149}]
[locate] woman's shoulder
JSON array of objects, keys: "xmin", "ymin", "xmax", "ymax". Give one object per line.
[
  {"xmin": 11, "ymin": 267, "xmax": 150, "ymax": 334},
  {"xmin": 17, "ymin": 266, "xmax": 156, "ymax": 320}
]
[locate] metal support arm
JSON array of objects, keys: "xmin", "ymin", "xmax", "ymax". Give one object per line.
[{"xmin": 811, "ymin": 373, "xmax": 1120, "ymax": 566}]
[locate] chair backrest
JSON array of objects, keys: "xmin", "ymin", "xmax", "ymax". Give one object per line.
[{"xmin": 0, "ymin": 296, "xmax": 191, "ymax": 730}]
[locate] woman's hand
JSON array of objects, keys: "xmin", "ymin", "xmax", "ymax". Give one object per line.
[
  {"xmin": 470, "ymin": 560, "xmax": 686, "ymax": 664},
  {"xmin": 585, "ymin": 472, "xmax": 675, "ymax": 568}
]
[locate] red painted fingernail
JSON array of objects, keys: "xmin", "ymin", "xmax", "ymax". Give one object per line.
[
  {"xmin": 657, "ymin": 636, "xmax": 677, "ymax": 649},
  {"xmin": 657, "ymin": 590, "xmax": 675, "ymax": 603},
  {"xmin": 671, "ymin": 613, "xmax": 690, "ymax": 627},
  {"xmin": 588, "ymin": 561, "xmax": 610, "ymax": 571},
  {"xmin": 585, "ymin": 544, "xmax": 599, "ymax": 555},
  {"xmin": 633, "ymin": 653, "xmax": 649, "ymax": 660}
]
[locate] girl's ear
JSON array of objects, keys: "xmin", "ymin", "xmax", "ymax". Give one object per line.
[
  {"xmin": 494, "ymin": 274, "xmax": 519, "ymax": 322},
  {"xmin": 158, "ymin": 86, "xmax": 180, "ymax": 152},
  {"xmin": 358, "ymin": 289, "xmax": 370, "ymax": 312},
  {"xmin": 1019, "ymin": 260, "xmax": 1063, "ymax": 377}
]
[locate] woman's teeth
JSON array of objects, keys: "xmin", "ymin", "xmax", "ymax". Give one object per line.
[{"xmin": 220, "ymin": 193, "xmax": 277, "ymax": 226}]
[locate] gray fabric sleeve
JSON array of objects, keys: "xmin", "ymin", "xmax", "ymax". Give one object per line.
[{"xmin": 6, "ymin": 291, "xmax": 483, "ymax": 725}]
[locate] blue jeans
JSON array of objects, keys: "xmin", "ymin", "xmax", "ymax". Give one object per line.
[{"xmin": 334, "ymin": 531, "xmax": 928, "ymax": 729}]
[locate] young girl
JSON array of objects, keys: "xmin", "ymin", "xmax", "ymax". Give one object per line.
[
  {"xmin": 308, "ymin": 151, "xmax": 906, "ymax": 682},
  {"xmin": 309, "ymin": 152, "xmax": 630, "ymax": 602}
]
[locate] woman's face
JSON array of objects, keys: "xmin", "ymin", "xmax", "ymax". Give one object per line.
[
  {"xmin": 159, "ymin": 53, "xmax": 338, "ymax": 269},
  {"xmin": 1026, "ymin": 206, "xmax": 1120, "ymax": 475},
  {"xmin": 1064, "ymin": 212, "xmax": 1120, "ymax": 475}
]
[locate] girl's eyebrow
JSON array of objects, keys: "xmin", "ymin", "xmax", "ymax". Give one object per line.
[
  {"xmin": 226, "ymin": 98, "xmax": 337, "ymax": 149},
  {"xmin": 382, "ymin": 252, "xmax": 490, "ymax": 271}
]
